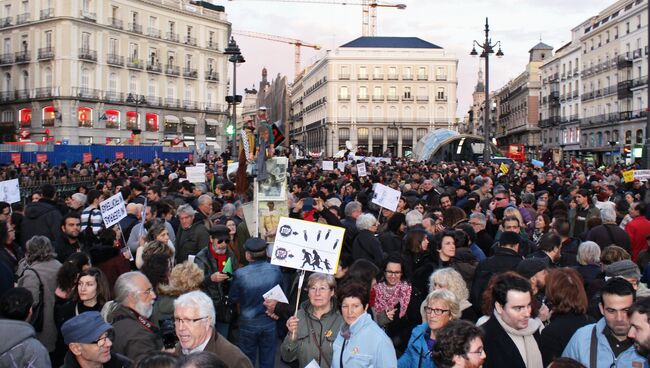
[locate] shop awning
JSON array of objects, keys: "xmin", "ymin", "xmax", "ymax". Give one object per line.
[
  {"xmin": 205, "ymin": 118, "xmax": 220, "ymax": 126},
  {"xmin": 182, "ymin": 117, "xmax": 197, "ymax": 125},
  {"xmin": 164, "ymin": 115, "xmax": 180, "ymax": 123}
]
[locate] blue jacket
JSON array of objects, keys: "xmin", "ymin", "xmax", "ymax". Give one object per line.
[
  {"xmin": 398, "ymin": 323, "xmax": 435, "ymax": 368},
  {"xmin": 229, "ymin": 260, "xmax": 283, "ymax": 321},
  {"xmin": 562, "ymin": 317, "xmax": 647, "ymax": 368},
  {"xmin": 332, "ymin": 313, "xmax": 397, "ymax": 368}
]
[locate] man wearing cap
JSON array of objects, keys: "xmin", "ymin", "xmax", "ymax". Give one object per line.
[
  {"xmin": 61, "ymin": 311, "xmax": 132, "ymax": 368},
  {"xmin": 173, "ymin": 290, "xmax": 252, "ymax": 367},
  {"xmin": 605, "ymin": 260, "xmax": 650, "ymax": 297},
  {"xmin": 229, "ymin": 237, "xmax": 283, "ymax": 368},
  {"xmin": 194, "ymin": 224, "xmax": 239, "ymax": 338}
]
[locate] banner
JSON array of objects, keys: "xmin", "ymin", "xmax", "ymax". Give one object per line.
[
  {"xmin": 531, "ymin": 159, "xmax": 544, "ymax": 168},
  {"xmin": 11, "ymin": 153, "xmax": 20, "ymax": 165},
  {"xmin": 322, "ymin": 161, "xmax": 334, "ymax": 171},
  {"xmin": 623, "ymin": 170, "xmax": 636, "ymax": 183},
  {"xmin": 357, "ymin": 163, "xmax": 367, "ymax": 177},
  {"xmin": 0, "ymin": 179, "xmax": 20, "ymax": 204},
  {"xmin": 271, "ymin": 123, "xmax": 285, "ymax": 146},
  {"xmin": 36, "ymin": 154, "xmax": 48, "ymax": 163},
  {"xmin": 83, "ymin": 152, "xmax": 92, "ymax": 163},
  {"xmin": 634, "ymin": 170, "xmax": 650, "ymax": 181},
  {"xmin": 499, "ymin": 162, "xmax": 509, "ymax": 174},
  {"xmin": 186, "ymin": 165, "xmax": 206, "ymax": 183},
  {"xmin": 115, "ymin": 152, "xmax": 124, "ymax": 159},
  {"xmin": 99, "ymin": 192, "xmax": 127, "ymax": 228},
  {"xmin": 371, "ymin": 183, "xmax": 401, "ymax": 212},
  {"xmin": 271, "ymin": 217, "xmax": 345, "ymax": 274},
  {"xmin": 258, "ymin": 157, "xmax": 288, "ymax": 201}
]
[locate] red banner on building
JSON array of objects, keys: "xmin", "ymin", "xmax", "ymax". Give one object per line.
[
  {"xmin": 115, "ymin": 152, "xmax": 124, "ymax": 159},
  {"xmin": 36, "ymin": 154, "xmax": 48, "ymax": 163},
  {"xmin": 11, "ymin": 153, "xmax": 20, "ymax": 165},
  {"xmin": 83, "ymin": 152, "xmax": 92, "ymax": 163}
]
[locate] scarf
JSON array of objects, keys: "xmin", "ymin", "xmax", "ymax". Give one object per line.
[
  {"xmin": 372, "ymin": 281, "xmax": 411, "ymax": 318},
  {"xmin": 493, "ymin": 312, "xmax": 543, "ymax": 368}
]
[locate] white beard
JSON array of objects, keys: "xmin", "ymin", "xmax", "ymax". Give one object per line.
[{"xmin": 135, "ymin": 299, "xmax": 153, "ymax": 318}]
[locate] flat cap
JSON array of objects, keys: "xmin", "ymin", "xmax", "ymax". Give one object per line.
[
  {"xmin": 208, "ymin": 224, "xmax": 230, "ymax": 238},
  {"xmin": 516, "ymin": 258, "xmax": 547, "ymax": 279},
  {"xmin": 244, "ymin": 237, "xmax": 268, "ymax": 252},
  {"xmin": 61, "ymin": 311, "xmax": 112, "ymax": 345},
  {"xmin": 605, "ymin": 260, "xmax": 641, "ymax": 280}
]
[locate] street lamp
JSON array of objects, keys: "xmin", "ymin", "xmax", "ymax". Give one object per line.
[
  {"xmin": 471, "ymin": 17, "xmax": 503, "ymax": 164},
  {"xmin": 126, "ymin": 93, "xmax": 146, "ymax": 142},
  {"xmin": 224, "ymin": 36, "xmax": 245, "ymax": 158}
]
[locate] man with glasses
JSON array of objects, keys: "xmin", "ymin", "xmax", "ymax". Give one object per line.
[
  {"xmin": 173, "ymin": 290, "xmax": 252, "ymax": 367},
  {"xmin": 433, "ymin": 320, "xmax": 486, "ymax": 368},
  {"xmin": 61, "ymin": 311, "xmax": 131, "ymax": 367},
  {"xmin": 482, "ymin": 273, "xmax": 543, "ymax": 368},
  {"xmin": 563, "ymin": 278, "xmax": 646, "ymax": 367},
  {"xmin": 107, "ymin": 271, "xmax": 163, "ymax": 364}
]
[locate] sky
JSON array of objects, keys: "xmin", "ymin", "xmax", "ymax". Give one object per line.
[{"xmin": 217, "ymin": 0, "xmax": 616, "ymax": 118}]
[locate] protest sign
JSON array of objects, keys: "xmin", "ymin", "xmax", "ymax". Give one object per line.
[
  {"xmin": 99, "ymin": 192, "xmax": 127, "ymax": 228},
  {"xmin": 271, "ymin": 217, "xmax": 345, "ymax": 274},
  {"xmin": 322, "ymin": 161, "xmax": 334, "ymax": 171},
  {"xmin": 623, "ymin": 170, "xmax": 635, "ymax": 183},
  {"xmin": 634, "ymin": 170, "xmax": 650, "ymax": 181},
  {"xmin": 337, "ymin": 162, "xmax": 346, "ymax": 172},
  {"xmin": 0, "ymin": 179, "xmax": 20, "ymax": 204},
  {"xmin": 531, "ymin": 159, "xmax": 544, "ymax": 168},
  {"xmin": 357, "ymin": 163, "xmax": 367, "ymax": 177},
  {"xmin": 371, "ymin": 183, "xmax": 401, "ymax": 212},
  {"xmin": 499, "ymin": 163, "xmax": 509, "ymax": 174},
  {"xmin": 186, "ymin": 165, "xmax": 206, "ymax": 183}
]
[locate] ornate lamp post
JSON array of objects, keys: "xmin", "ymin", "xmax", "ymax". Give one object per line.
[{"xmin": 224, "ymin": 37, "xmax": 245, "ymax": 158}]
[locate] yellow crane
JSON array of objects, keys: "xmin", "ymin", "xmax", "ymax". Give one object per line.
[
  {"xmin": 232, "ymin": 30, "xmax": 321, "ymax": 77},
  {"xmin": 228, "ymin": 0, "xmax": 406, "ymax": 37}
]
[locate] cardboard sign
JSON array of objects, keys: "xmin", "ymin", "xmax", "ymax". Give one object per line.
[
  {"xmin": 186, "ymin": 165, "xmax": 206, "ymax": 183},
  {"xmin": 115, "ymin": 152, "xmax": 124, "ymax": 159},
  {"xmin": 83, "ymin": 152, "xmax": 92, "ymax": 163},
  {"xmin": 99, "ymin": 192, "xmax": 127, "ymax": 228},
  {"xmin": 11, "ymin": 153, "xmax": 20, "ymax": 165},
  {"xmin": 271, "ymin": 217, "xmax": 345, "ymax": 274},
  {"xmin": 337, "ymin": 162, "xmax": 346, "ymax": 172},
  {"xmin": 371, "ymin": 183, "xmax": 401, "ymax": 212},
  {"xmin": 623, "ymin": 170, "xmax": 636, "ymax": 183},
  {"xmin": 0, "ymin": 179, "xmax": 20, "ymax": 204},
  {"xmin": 531, "ymin": 159, "xmax": 544, "ymax": 168},
  {"xmin": 271, "ymin": 123, "xmax": 285, "ymax": 146},
  {"xmin": 36, "ymin": 154, "xmax": 48, "ymax": 163},
  {"xmin": 634, "ymin": 170, "xmax": 650, "ymax": 181},
  {"xmin": 357, "ymin": 163, "xmax": 367, "ymax": 177},
  {"xmin": 322, "ymin": 161, "xmax": 334, "ymax": 171},
  {"xmin": 499, "ymin": 162, "xmax": 509, "ymax": 174}
]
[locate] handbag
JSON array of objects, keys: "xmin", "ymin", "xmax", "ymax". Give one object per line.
[
  {"xmin": 20, "ymin": 267, "xmax": 45, "ymax": 332},
  {"xmin": 214, "ymin": 296, "xmax": 234, "ymax": 323}
]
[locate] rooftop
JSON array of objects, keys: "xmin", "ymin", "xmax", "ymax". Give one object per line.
[{"xmin": 340, "ymin": 36, "xmax": 442, "ymax": 49}]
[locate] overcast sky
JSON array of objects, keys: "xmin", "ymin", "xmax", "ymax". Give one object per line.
[{"xmin": 219, "ymin": 0, "xmax": 615, "ymax": 117}]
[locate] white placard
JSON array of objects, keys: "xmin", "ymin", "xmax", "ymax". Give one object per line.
[
  {"xmin": 635, "ymin": 170, "xmax": 650, "ymax": 181},
  {"xmin": 371, "ymin": 183, "xmax": 401, "ymax": 212},
  {"xmin": 186, "ymin": 165, "xmax": 206, "ymax": 183},
  {"xmin": 271, "ymin": 217, "xmax": 345, "ymax": 274},
  {"xmin": 99, "ymin": 192, "xmax": 127, "ymax": 228},
  {"xmin": 357, "ymin": 163, "xmax": 367, "ymax": 177},
  {"xmin": 337, "ymin": 162, "xmax": 346, "ymax": 172},
  {"xmin": 305, "ymin": 360, "xmax": 321, "ymax": 368},
  {"xmin": 263, "ymin": 284, "xmax": 289, "ymax": 303},
  {"xmin": 322, "ymin": 161, "xmax": 334, "ymax": 171},
  {"xmin": 0, "ymin": 179, "xmax": 20, "ymax": 204}
]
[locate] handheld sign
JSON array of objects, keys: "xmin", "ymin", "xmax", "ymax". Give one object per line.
[
  {"xmin": 337, "ymin": 162, "xmax": 346, "ymax": 172},
  {"xmin": 371, "ymin": 183, "xmax": 401, "ymax": 212},
  {"xmin": 186, "ymin": 165, "xmax": 206, "ymax": 183},
  {"xmin": 634, "ymin": 170, "xmax": 650, "ymax": 182},
  {"xmin": 623, "ymin": 170, "xmax": 635, "ymax": 183},
  {"xmin": 322, "ymin": 161, "xmax": 334, "ymax": 171},
  {"xmin": 99, "ymin": 192, "xmax": 127, "ymax": 228},
  {"xmin": 271, "ymin": 217, "xmax": 345, "ymax": 274},
  {"xmin": 0, "ymin": 179, "xmax": 20, "ymax": 204},
  {"xmin": 357, "ymin": 163, "xmax": 367, "ymax": 177}
]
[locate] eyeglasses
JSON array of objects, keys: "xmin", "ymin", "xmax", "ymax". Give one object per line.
[
  {"xmin": 215, "ymin": 238, "xmax": 228, "ymax": 244},
  {"xmin": 466, "ymin": 348, "xmax": 484, "ymax": 355},
  {"xmin": 385, "ymin": 270, "xmax": 402, "ymax": 276},
  {"xmin": 494, "ymin": 197, "xmax": 507, "ymax": 201},
  {"xmin": 424, "ymin": 307, "xmax": 450, "ymax": 315},
  {"xmin": 174, "ymin": 316, "xmax": 208, "ymax": 326},
  {"xmin": 308, "ymin": 286, "xmax": 331, "ymax": 294},
  {"xmin": 137, "ymin": 287, "xmax": 154, "ymax": 296},
  {"xmin": 93, "ymin": 330, "xmax": 114, "ymax": 347}
]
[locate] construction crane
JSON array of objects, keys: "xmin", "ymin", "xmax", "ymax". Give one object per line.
[
  {"xmin": 232, "ymin": 30, "xmax": 321, "ymax": 77},
  {"xmin": 228, "ymin": 0, "xmax": 406, "ymax": 37}
]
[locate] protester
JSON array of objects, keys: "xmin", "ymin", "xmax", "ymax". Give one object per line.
[{"xmin": 432, "ymin": 319, "xmax": 486, "ymax": 368}]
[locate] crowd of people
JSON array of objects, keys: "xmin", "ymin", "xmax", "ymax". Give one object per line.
[{"xmin": 0, "ymin": 156, "xmax": 650, "ymax": 368}]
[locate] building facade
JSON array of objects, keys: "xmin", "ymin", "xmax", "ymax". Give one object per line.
[
  {"xmin": 0, "ymin": 0, "xmax": 230, "ymax": 150},
  {"xmin": 289, "ymin": 36, "xmax": 458, "ymax": 158},
  {"xmin": 465, "ymin": 66, "xmax": 486, "ymax": 136}
]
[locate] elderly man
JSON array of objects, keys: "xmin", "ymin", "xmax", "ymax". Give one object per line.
[
  {"xmin": 61, "ymin": 311, "xmax": 131, "ymax": 368},
  {"xmin": 107, "ymin": 271, "xmax": 163, "ymax": 363},
  {"xmin": 173, "ymin": 290, "xmax": 252, "ymax": 367},
  {"xmin": 194, "ymin": 194, "xmax": 213, "ymax": 226},
  {"xmin": 586, "ymin": 206, "xmax": 631, "ymax": 253},
  {"xmin": 176, "ymin": 204, "xmax": 210, "ymax": 264}
]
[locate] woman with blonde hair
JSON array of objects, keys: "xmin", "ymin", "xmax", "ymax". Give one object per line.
[
  {"xmin": 429, "ymin": 267, "xmax": 477, "ymax": 322},
  {"xmin": 150, "ymin": 261, "xmax": 204, "ymax": 326}
]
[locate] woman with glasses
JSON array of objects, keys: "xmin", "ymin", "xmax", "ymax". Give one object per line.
[
  {"xmin": 281, "ymin": 273, "xmax": 343, "ymax": 368},
  {"xmin": 372, "ymin": 253, "xmax": 412, "ymax": 354},
  {"xmin": 398, "ymin": 289, "xmax": 460, "ymax": 368}
]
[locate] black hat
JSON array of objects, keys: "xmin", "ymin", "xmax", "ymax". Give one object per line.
[
  {"xmin": 208, "ymin": 224, "xmax": 229, "ymax": 238},
  {"xmin": 516, "ymin": 259, "xmax": 547, "ymax": 279},
  {"xmin": 244, "ymin": 237, "xmax": 268, "ymax": 252},
  {"xmin": 499, "ymin": 231, "xmax": 521, "ymax": 247}
]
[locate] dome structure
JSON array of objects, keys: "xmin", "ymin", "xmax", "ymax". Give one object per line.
[{"xmin": 413, "ymin": 129, "xmax": 500, "ymax": 162}]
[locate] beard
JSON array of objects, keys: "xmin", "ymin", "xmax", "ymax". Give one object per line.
[
  {"xmin": 134, "ymin": 299, "xmax": 153, "ymax": 318},
  {"xmin": 635, "ymin": 338, "xmax": 650, "ymax": 357}
]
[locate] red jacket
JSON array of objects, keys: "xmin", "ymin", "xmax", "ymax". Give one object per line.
[{"xmin": 626, "ymin": 216, "xmax": 650, "ymax": 261}]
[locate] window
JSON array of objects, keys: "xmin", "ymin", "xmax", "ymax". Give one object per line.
[
  {"xmin": 186, "ymin": 54, "xmax": 192, "ymax": 68},
  {"xmin": 166, "ymin": 82, "xmax": 175, "ymax": 99},
  {"xmin": 359, "ymin": 86, "xmax": 367, "ymax": 98},
  {"xmin": 208, "ymin": 31, "xmax": 215, "ymax": 48},
  {"xmin": 4, "ymin": 5, "xmax": 10, "ymax": 17},
  {"xmin": 3, "ymin": 38, "xmax": 9, "ymax": 54},
  {"xmin": 388, "ymin": 86, "xmax": 397, "ymax": 97},
  {"xmin": 149, "ymin": 16, "xmax": 156, "ymax": 28},
  {"xmin": 43, "ymin": 67, "xmax": 52, "ymax": 87},
  {"xmin": 148, "ymin": 78, "xmax": 156, "ymax": 97},
  {"xmin": 108, "ymin": 73, "xmax": 117, "ymax": 92},
  {"xmin": 168, "ymin": 21, "xmax": 175, "ymax": 33},
  {"xmin": 131, "ymin": 11, "xmax": 138, "ymax": 25},
  {"xmin": 436, "ymin": 66, "xmax": 446, "ymax": 80},
  {"xmin": 184, "ymin": 85, "xmax": 191, "ymax": 101},
  {"xmin": 373, "ymin": 66, "xmax": 381, "ymax": 77},
  {"xmin": 4, "ymin": 73, "xmax": 10, "ymax": 91},
  {"xmin": 339, "ymin": 86, "xmax": 348, "ymax": 98},
  {"xmin": 436, "ymin": 87, "xmax": 445, "ymax": 100},
  {"xmin": 359, "ymin": 66, "xmax": 367, "ymax": 78},
  {"xmin": 186, "ymin": 25, "xmax": 192, "ymax": 39},
  {"xmin": 388, "ymin": 66, "xmax": 397, "ymax": 77},
  {"xmin": 44, "ymin": 31, "xmax": 52, "ymax": 48},
  {"xmin": 149, "ymin": 48, "xmax": 157, "ymax": 64},
  {"xmin": 404, "ymin": 87, "xmax": 411, "ymax": 99},
  {"xmin": 418, "ymin": 66, "xmax": 427, "ymax": 78},
  {"xmin": 129, "ymin": 43, "xmax": 138, "ymax": 59},
  {"xmin": 403, "ymin": 67, "xmax": 412, "ymax": 79},
  {"xmin": 108, "ymin": 38, "xmax": 117, "ymax": 54},
  {"xmin": 167, "ymin": 51, "xmax": 175, "ymax": 66},
  {"xmin": 80, "ymin": 69, "xmax": 88, "ymax": 89},
  {"xmin": 373, "ymin": 86, "xmax": 382, "ymax": 97},
  {"xmin": 129, "ymin": 74, "xmax": 137, "ymax": 93}
]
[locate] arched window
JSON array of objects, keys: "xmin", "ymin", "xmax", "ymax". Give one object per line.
[
  {"xmin": 129, "ymin": 75, "xmax": 137, "ymax": 93},
  {"xmin": 637, "ymin": 129, "xmax": 644, "ymax": 144}
]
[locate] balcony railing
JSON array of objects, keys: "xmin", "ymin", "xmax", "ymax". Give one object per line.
[
  {"xmin": 435, "ymin": 95, "xmax": 448, "ymax": 101},
  {"xmin": 16, "ymin": 13, "xmax": 30, "ymax": 24},
  {"xmin": 185, "ymin": 36, "xmax": 197, "ymax": 46},
  {"xmin": 387, "ymin": 74, "xmax": 398, "ymax": 80},
  {"xmin": 165, "ymin": 65, "xmax": 180, "ymax": 76},
  {"xmin": 165, "ymin": 98, "xmax": 180, "ymax": 108},
  {"xmin": 104, "ymin": 91, "xmax": 123, "ymax": 102},
  {"xmin": 40, "ymin": 8, "xmax": 54, "ymax": 19},
  {"xmin": 372, "ymin": 74, "xmax": 383, "ymax": 80},
  {"xmin": 205, "ymin": 71, "xmax": 219, "ymax": 81},
  {"xmin": 357, "ymin": 96, "xmax": 369, "ymax": 102},
  {"xmin": 0, "ymin": 91, "xmax": 14, "ymax": 102},
  {"xmin": 165, "ymin": 32, "xmax": 179, "ymax": 42},
  {"xmin": 107, "ymin": 53, "xmax": 124, "ymax": 66},
  {"xmin": 436, "ymin": 75, "xmax": 448, "ymax": 81},
  {"xmin": 205, "ymin": 103, "xmax": 222, "ymax": 111},
  {"xmin": 146, "ymin": 96, "xmax": 162, "ymax": 106},
  {"xmin": 0, "ymin": 53, "xmax": 12, "ymax": 65},
  {"xmin": 358, "ymin": 74, "xmax": 369, "ymax": 80},
  {"xmin": 128, "ymin": 23, "xmax": 143, "ymax": 34},
  {"xmin": 15, "ymin": 51, "xmax": 30, "ymax": 63},
  {"xmin": 79, "ymin": 48, "xmax": 97, "ymax": 62},
  {"xmin": 338, "ymin": 95, "xmax": 351, "ymax": 101},
  {"xmin": 0, "ymin": 17, "xmax": 12, "ymax": 28},
  {"xmin": 127, "ymin": 58, "xmax": 143, "ymax": 70},
  {"xmin": 35, "ymin": 88, "xmax": 53, "ymax": 98},
  {"xmin": 108, "ymin": 17, "xmax": 123, "ymax": 29},
  {"xmin": 371, "ymin": 95, "xmax": 384, "ymax": 101},
  {"xmin": 207, "ymin": 42, "xmax": 219, "ymax": 51},
  {"xmin": 386, "ymin": 95, "xmax": 399, "ymax": 101},
  {"xmin": 164, "ymin": 125, "xmax": 178, "ymax": 134},
  {"xmin": 417, "ymin": 74, "xmax": 428, "ymax": 80},
  {"xmin": 146, "ymin": 62, "xmax": 162, "ymax": 73},
  {"xmin": 183, "ymin": 67, "xmax": 198, "ymax": 78},
  {"xmin": 80, "ymin": 10, "xmax": 96, "ymax": 22},
  {"xmin": 38, "ymin": 47, "xmax": 54, "ymax": 60},
  {"xmin": 339, "ymin": 74, "xmax": 350, "ymax": 80},
  {"xmin": 147, "ymin": 27, "xmax": 161, "ymax": 38},
  {"xmin": 416, "ymin": 95, "xmax": 429, "ymax": 102},
  {"xmin": 402, "ymin": 95, "xmax": 413, "ymax": 101},
  {"xmin": 183, "ymin": 100, "xmax": 197, "ymax": 109},
  {"xmin": 16, "ymin": 89, "xmax": 31, "ymax": 100},
  {"xmin": 77, "ymin": 87, "xmax": 100, "ymax": 99},
  {"xmin": 402, "ymin": 75, "xmax": 413, "ymax": 80}
]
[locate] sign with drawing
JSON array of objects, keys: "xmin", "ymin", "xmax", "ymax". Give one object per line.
[
  {"xmin": 271, "ymin": 217, "xmax": 345, "ymax": 274},
  {"xmin": 357, "ymin": 163, "xmax": 367, "ymax": 177},
  {"xmin": 371, "ymin": 183, "xmax": 401, "ymax": 212}
]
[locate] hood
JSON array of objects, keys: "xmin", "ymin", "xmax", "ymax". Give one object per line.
[
  {"xmin": 0, "ymin": 320, "xmax": 36, "ymax": 354},
  {"xmin": 24, "ymin": 200, "xmax": 58, "ymax": 220},
  {"xmin": 88, "ymin": 245, "xmax": 120, "ymax": 264}
]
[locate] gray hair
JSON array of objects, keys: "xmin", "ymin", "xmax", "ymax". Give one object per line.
[
  {"xmin": 344, "ymin": 201, "xmax": 362, "ymax": 217},
  {"xmin": 174, "ymin": 290, "xmax": 216, "ymax": 325},
  {"xmin": 307, "ymin": 272, "xmax": 336, "ymax": 289},
  {"xmin": 197, "ymin": 194, "xmax": 213, "ymax": 207},
  {"xmin": 25, "ymin": 235, "xmax": 56, "ymax": 264},
  {"xmin": 194, "ymin": 183, "xmax": 207, "ymax": 194},
  {"xmin": 71, "ymin": 192, "xmax": 87, "ymax": 206},
  {"xmin": 326, "ymin": 198, "xmax": 342, "ymax": 209},
  {"xmin": 536, "ymin": 199, "xmax": 547, "ymax": 207},
  {"xmin": 577, "ymin": 241, "xmax": 601, "ymax": 266},
  {"xmin": 114, "ymin": 271, "xmax": 147, "ymax": 304},
  {"xmin": 177, "ymin": 204, "xmax": 196, "ymax": 217},
  {"xmin": 600, "ymin": 205, "xmax": 617, "ymax": 223},
  {"xmin": 356, "ymin": 213, "xmax": 377, "ymax": 231},
  {"xmin": 429, "ymin": 268, "xmax": 469, "ymax": 301},
  {"xmin": 221, "ymin": 203, "xmax": 236, "ymax": 217},
  {"xmin": 469, "ymin": 212, "xmax": 487, "ymax": 225},
  {"xmin": 421, "ymin": 289, "xmax": 461, "ymax": 321},
  {"xmin": 405, "ymin": 209, "xmax": 423, "ymax": 227}
]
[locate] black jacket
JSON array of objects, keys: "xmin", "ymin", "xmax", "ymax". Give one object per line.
[
  {"xmin": 471, "ymin": 247, "xmax": 523, "ymax": 314},
  {"xmin": 379, "ymin": 231, "xmax": 403, "ymax": 255},
  {"xmin": 21, "ymin": 199, "xmax": 62, "ymax": 246},
  {"xmin": 586, "ymin": 224, "xmax": 632, "ymax": 253},
  {"xmin": 539, "ymin": 313, "xmax": 594, "ymax": 366},
  {"xmin": 351, "ymin": 230, "xmax": 384, "ymax": 269},
  {"xmin": 482, "ymin": 314, "xmax": 540, "ymax": 368}
]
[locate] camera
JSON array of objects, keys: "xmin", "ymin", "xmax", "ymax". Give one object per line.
[{"xmin": 159, "ymin": 318, "xmax": 178, "ymax": 349}]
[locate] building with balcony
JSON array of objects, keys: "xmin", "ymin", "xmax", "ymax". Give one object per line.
[
  {"xmin": 289, "ymin": 36, "xmax": 458, "ymax": 158},
  {"xmin": 493, "ymin": 42, "xmax": 550, "ymax": 159},
  {"xmin": 0, "ymin": 0, "xmax": 230, "ymax": 150}
]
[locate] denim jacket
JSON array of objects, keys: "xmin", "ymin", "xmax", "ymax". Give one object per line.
[{"xmin": 229, "ymin": 260, "xmax": 283, "ymax": 321}]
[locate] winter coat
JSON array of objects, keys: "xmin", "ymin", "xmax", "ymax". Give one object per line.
[
  {"xmin": 351, "ymin": 230, "xmax": 384, "ymax": 269},
  {"xmin": 482, "ymin": 313, "xmax": 541, "ymax": 368},
  {"xmin": 471, "ymin": 247, "xmax": 523, "ymax": 314},
  {"xmin": 174, "ymin": 329, "xmax": 252, "ymax": 368},
  {"xmin": 16, "ymin": 258, "xmax": 62, "ymax": 352},
  {"xmin": 626, "ymin": 216, "xmax": 650, "ymax": 261},
  {"xmin": 175, "ymin": 221, "xmax": 210, "ymax": 264},
  {"xmin": 0, "ymin": 319, "xmax": 51, "ymax": 368},
  {"xmin": 21, "ymin": 199, "xmax": 63, "ymax": 246},
  {"xmin": 539, "ymin": 313, "xmax": 594, "ymax": 366},
  {"xmin": 106, "ymin": 304, "xmax": 164, "ymax": 364},
  {"xmin": 586, "ymin": 224, "xmax": 632, "ymax": 253},
  {"xmin": 280, "ymin": 300, "xmax": 344, "ymax": 368},
  {"xmin": 568, "ymin": 205, "xmax": 600, "ymax": 238},
  {"xmin": 379, "ymin": 231, "xmax": 404, "ymax": 255},
  {"xmin": 194, "ymin": 244, "xmax": 239, "ymax": 314},
  {"xmin": 331, "ymin": 313, "xmax": 397, "ymax": 368},
  {"xmin": 397, "ymin": 323, "xmax": 435, "ymax": 368},
  {"xmin": 88, "ymin": 245, "xmax": 131, "ymax": 290}
]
